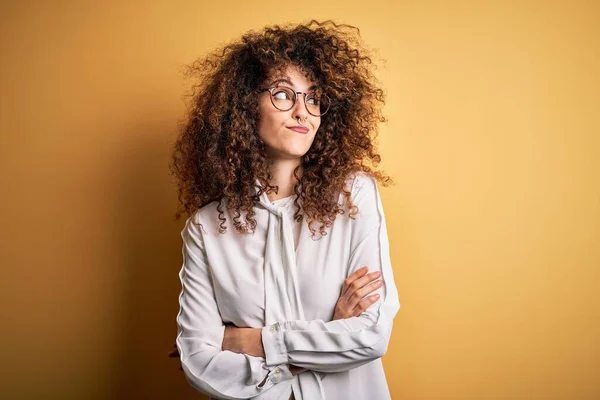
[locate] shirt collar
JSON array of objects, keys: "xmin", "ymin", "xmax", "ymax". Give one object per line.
[{"xmin": 254, "ymin": 178, "xmax": 297, "ymax": 215}]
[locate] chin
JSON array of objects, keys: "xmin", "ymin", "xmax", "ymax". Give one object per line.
[
  {"xmin": 274, "ymin": 145, "xmax": 309, "ymax": 158},
  {"xmin": 266, "ymin": 142, "xmax": 312, "ymax": 159},
  {"xmin": 283, "ymin": 152, "xmax": 307, "ymax": 159}
]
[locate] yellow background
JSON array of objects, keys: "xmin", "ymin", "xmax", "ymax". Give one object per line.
[{"xmin": 1, "ymin": 1, "xmax": 598, "ymax": 399}]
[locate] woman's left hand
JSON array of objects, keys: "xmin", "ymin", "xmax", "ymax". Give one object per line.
[
  {"xmin": 168, "ymin": 343, "xmax": 183, "ymax": 371},
  {"xmin": 222, "ymin": 323, "xmax": 265, "ymax": 358}
]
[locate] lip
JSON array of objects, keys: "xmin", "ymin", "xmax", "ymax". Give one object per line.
[{"xmin": 286, "ymin": 125, "xmax": 309, "ymax": 134}]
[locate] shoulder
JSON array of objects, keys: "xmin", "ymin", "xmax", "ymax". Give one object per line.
[
  {"xmin": 182, "ymin": 200, "xmax": 223, "ymax": 239},
  {"xmin": 346, "ymin": 171, "xmax": 379, "ymax": 200},
  {"xmin": 342, "ymin": 171, "xmax": 383, "ymax": 222},
  {"xmin": 190, "ymin": 200, "xmax": 221, "ymax": 225}
]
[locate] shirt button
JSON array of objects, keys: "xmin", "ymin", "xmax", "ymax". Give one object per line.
[
  {"xmin": 269, "ymin": 325, "xmax": 276, "ymax": 332},
  {"xmin": 274, "ymin": 368, "xmax": 280, "ymax": 375}
]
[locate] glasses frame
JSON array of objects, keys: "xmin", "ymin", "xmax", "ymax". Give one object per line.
[{"xmin": 257, "ymin": 86, "xmax": 331, "ymax": 117}]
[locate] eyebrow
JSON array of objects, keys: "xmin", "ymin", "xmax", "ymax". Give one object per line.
[{"xmin": 269, "ymin": 77, "xmax": 318, "ymax": 91}]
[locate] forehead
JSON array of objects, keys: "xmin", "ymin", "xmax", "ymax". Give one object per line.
[{"xmin": 266, "ymin": 65, "xmax": 318, "ymax": 88}]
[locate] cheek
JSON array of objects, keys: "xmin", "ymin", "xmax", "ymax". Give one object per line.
[
  {"xmin": 312, "ymin": 118, "xmax": 321, "ymax": 133},
  {"xmin": 258, "ymin": 114, "xmax": 280, "ymax": 140},
  {"xmin": 257, "ymin": 106, "xmax": 276, "ymax": 138}
]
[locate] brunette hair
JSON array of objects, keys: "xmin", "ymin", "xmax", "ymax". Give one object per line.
[{"xmin": 170, "ymin": 19, "xmax": 392, "ymax": 237}]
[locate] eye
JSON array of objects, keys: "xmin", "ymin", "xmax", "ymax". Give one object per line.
[
  {"xmin": 306, "ymin": 93, "xmax": 321, "ymax": 105},
  {"xmin": 272, "ymin": 88, "xmax": 293, "ymax": 100}
]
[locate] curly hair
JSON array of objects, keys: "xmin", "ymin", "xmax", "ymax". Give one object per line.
[{"xmin": 170, "ymin": 19, "xmax": 392, "ymax": 238}]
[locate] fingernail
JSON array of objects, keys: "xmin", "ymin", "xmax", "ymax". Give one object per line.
[{"xmin": 373, "ymin": 271, "xmax": 381, "ymax": 277}]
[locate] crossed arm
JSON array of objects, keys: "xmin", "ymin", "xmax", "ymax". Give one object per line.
[
  {"xmin": 172, "ymin": 266, "xmax": 383, "ymax": 375},
  {"xmin": 172, "ymin": 176, "xmax": 400, "ymax": 399}
]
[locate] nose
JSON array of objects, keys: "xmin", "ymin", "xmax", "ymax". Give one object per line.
[{"xmin": 291, "ymin": 93, "xmax": 309, "ymax": 121}]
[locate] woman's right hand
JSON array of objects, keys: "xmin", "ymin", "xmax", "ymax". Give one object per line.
[{"xmin": 332, "ymin": 266, "xmax": 383, "ymax": 320}]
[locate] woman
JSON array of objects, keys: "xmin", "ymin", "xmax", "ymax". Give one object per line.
[{"xmin": 169, "ymin": 20, "xmax": 400, "ymax": 400}]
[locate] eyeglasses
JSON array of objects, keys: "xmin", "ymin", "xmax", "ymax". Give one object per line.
[{"xmin": 257, "ymin": 86, "xmax": 331, "ymax": 117}]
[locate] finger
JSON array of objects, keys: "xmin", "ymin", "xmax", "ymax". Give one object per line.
[
  {"xmin": 352, "ymin": 293, "xmax": 380, "ymax": 317},
  {"xmin": 347, "ymin": 278, "xmax": 383, "ymax": 308},
  {"xmin": 341, "ymin": 266, "xmax": 368, "ymax": 295},
  {"xmin": 341, "ymin": 266, "xmax": 369, "ymax": 296},
  {"xmin": 345, "ymin": 271, "xmax": 381, "ymax": 299},
  {"xmin": 355, "ymin": 278, "xmax": 383, "ymax": 299},
  {"xmin": 342, "ymin": 271, "xmax": 381, "ymax": 305}
]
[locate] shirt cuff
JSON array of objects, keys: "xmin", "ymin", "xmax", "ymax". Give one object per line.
[
  {"xmin": 261, "ymin": 322, "xmax": 288, "ymax": 366},
  {"xmin": 267, "ymin": 363, "xmax": 293, "ymax": 384}
]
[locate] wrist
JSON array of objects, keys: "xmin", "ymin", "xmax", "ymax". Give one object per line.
[
  {"xmin": 255, "ymin": 328, "xmax": 265, "ymax": 358},
  {"xmin": 289, "ymin": 365, "xmax": 306, "ymax": 376}
]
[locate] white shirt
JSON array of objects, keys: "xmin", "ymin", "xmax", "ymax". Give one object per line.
[{"xmin": 176, "ymin": 172, "xmax": 400, "ymax": 400}]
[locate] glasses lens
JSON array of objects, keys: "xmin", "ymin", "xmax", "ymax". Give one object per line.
[
  {"xmin": 270, "ymin": 87, "xmax": 296, "ymax": 111},
  {"xmin": 305, "ymin": 91, "xmax": 330, "ymax": 116}
]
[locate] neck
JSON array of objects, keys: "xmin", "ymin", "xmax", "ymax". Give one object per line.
[{"xmin": 266, "ymin": 158, "xmax": 302, "ymax": 202}]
